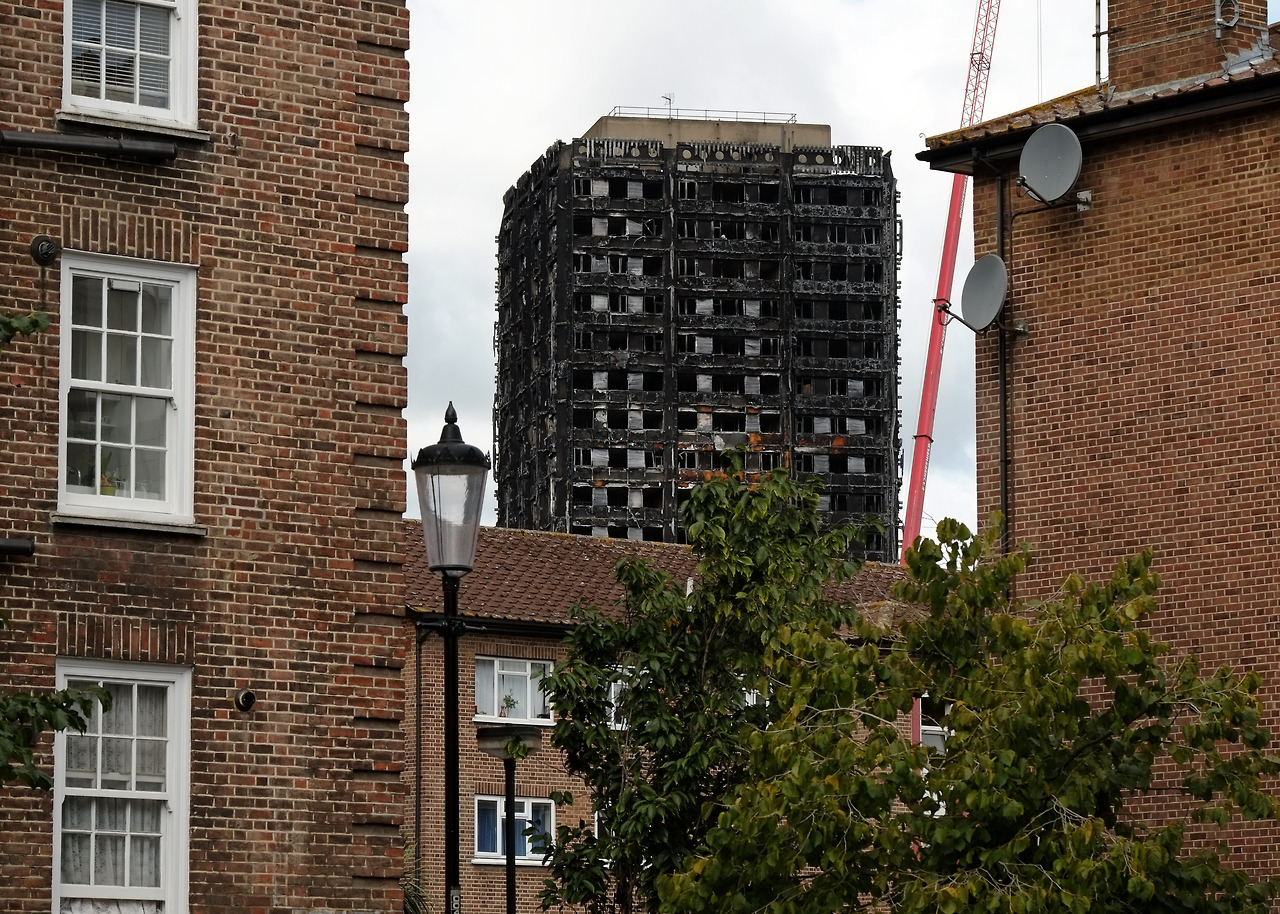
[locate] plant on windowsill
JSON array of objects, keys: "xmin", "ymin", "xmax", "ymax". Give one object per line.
[
  {"xmin": 499, "ymin": 693, "xmax": 518, "ymax": 718},
  {"xmin": 99, "ymin": 454, "xmax": 120, "ymax": 497}
]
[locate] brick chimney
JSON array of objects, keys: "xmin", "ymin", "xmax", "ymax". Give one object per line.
[{"xmin": 1107, "ymin": 0, "xmax": 1271, "ymax": 92}]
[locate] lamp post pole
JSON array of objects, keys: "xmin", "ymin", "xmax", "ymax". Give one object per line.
[
  {"xmin": 413, "ymin": 403, "xmax": 490, "ymax": 914},
  {"xmin": 443, "ymin": 574, "xmax": 462, "ymax": 914},
  {"xmin": 503, "ymin": 752, "xmax": 516, "ymax": 914},
  {"xmin": 476, "ymin": 725, "xmax": 543, "ymax": 914}
]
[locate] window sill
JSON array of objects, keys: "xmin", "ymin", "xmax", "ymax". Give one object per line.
[
  {"xmin": 471, "ymin": 857, "xmax": 549, "ymax": 867},
  {"xmin": 56, "ymin": 110, "xmax": 211, "ymax": 143},
  {"xmin": 52, "ymin": 512, "xmax": 208, "ymax": 537},
  {"xmin": 472, "ymin": 716, "xmax": 554, "ymax": 727}
]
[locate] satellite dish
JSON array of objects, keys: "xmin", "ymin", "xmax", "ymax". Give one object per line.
[
  {"xmin": 960, "ymin": 254, "xmax": 1008, "ymax": 331},
  {"xmin": 1018, "ymin": 123, "xmax": 1082, "ymax": 204}
]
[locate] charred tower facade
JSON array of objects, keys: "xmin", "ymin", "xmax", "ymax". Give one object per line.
[{"xmin": 494, "ymin": 112, "xmax": 900, "ymax": 560}]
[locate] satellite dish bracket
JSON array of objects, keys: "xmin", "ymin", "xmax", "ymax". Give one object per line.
[
  {"xmin": 1216, "ymin": 0, "xmax": 1240, "ymax": 36},
  {"xmin": 1016, "ymin": 176, "xmax": 1094, "ymax": 212},
  {"xmin": 1016, "ymin": 175, "xmax": 1091, "ymax": 209},
  {"xmin": 935, "ymin": 298, "xmax": 999, "ymax": 335}
]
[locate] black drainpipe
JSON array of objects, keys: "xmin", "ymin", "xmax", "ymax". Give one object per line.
[
  {"xmin": 974, "ymin": 151, "xmax": 1013, "ymax": 558},
  {"xmin": 995, "ymin": 170, "xmax": 1012, "ymax": 557},
  {"xmin": 0, "ymin": 130, "xmax": 176, "ymax": 161}
]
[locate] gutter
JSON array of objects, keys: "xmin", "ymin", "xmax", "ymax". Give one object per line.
[
  {"xmin": 916, "ymin": 73, "xmax": 1280, "ymax": 174},
  {"xmin": 405, "ymin": 606, "xmax": 575, "ymax": 639},
  {"xmin": 0, "ymin": 129, "xmax": 177, "ymax": 162}
]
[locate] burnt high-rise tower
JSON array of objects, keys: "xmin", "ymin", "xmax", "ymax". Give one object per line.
[{"xmin": 494, "ymin": 110, "xmax": 900, "ymax": 560}]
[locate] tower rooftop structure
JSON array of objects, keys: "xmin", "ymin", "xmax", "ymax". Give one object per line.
[
  {"xmin": 584, "ymin": 109, "xmax": 829, "ymax": 151},
  {"xmin": 494, "ymin": 113, "xmax": 901, "ymax": 559}
]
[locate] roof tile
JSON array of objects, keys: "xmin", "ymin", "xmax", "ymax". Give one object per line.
[
  {"xmin": 405, "ymin": 522, "xmax": 910, "ymax": 626},
  {"xmin": 926, "ymin": 54, "xmax": 1280, "ymax": 150}
]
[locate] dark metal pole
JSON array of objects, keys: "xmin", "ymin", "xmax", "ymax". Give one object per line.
[
  {"xmin": 414, "ymin": 625, "xmax": 424, "ymax": 888},
  {"xmin": 504, "ymin": 754, "xmax": 517, "ymax": 914},
  {"xmin": 995, "ymin": 170, "xmax": 1012, "ymax": 558},
  {"xmin": 0, "ymin": 538, "xmax": 35, "ymax": 555},
  {"xmin": 444, "ymin": 574, "xmax": 462, "ymax": 914},
  {"xmin": 0, "ymin": 129, "xmax": 176, "ymax": 160}
]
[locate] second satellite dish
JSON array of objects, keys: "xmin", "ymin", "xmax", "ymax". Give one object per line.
[
  {"xmin": 960, "ymin": 253, "xmax": 1008, "ymax": 331},
  {"xmin": 1019, "ymin": 123, "xmax": 1082, "ymax": 204}
]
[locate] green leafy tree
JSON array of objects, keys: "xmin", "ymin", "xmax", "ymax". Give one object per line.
[
  {"xmin": 662, "ymin": 520, "xmax": 1280, "ymax": 914},
  {"xmin": 540, "ymin": 461, "xmax": 876, "ymax": 914},
  {"xmin": 0, "ymin": 315, "xmax": 107, "ymax": 787},
  {"xmin": 0, "ymin": 676, "xmax": 103, "ymax": 789},
  {"xmin": 0, "ymin": 310, "xmax": 51, "ymax": 354}
]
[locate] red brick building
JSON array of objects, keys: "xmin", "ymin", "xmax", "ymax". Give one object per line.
[
  {"xmin": 404, "ymin": 523, "xmax": 905, "ymax": 913},
  {"xmin": 0, "ymin": 2, "xmax": 410, "ymax": 912},
  {"xmin": 404, "ymin": 526, "xmax": 697, "ymax": 914},
  {"xmin": 920, "ymin": 0, "xmax": 1280, "ymax": 866}
]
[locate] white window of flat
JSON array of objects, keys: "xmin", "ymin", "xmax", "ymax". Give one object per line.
[
  {"xmin": 53, "ymin": 660, "xmax": 191, "ymax": 914},
  {"xmin": 919, "ymin": 693, "xmax": 948, "ymax": 754},
  {"xmin": 474, "ymin": 657, "xmax": 552, "ymax": 723},
  {"xmin": 64, "ymin": 0, "xmax": 198, "ymax": 130},
  {"xmin": 474, "ymin": 796, "xmax": 553, "ymax": 864},
  {"xmin": 59, "ymin": 252, "xmax": 196, "ymax": 526},
  {"xmin": 606, "ymin": 673, "xmax": 631, "ymax": 729},
  {"xmin": 918, "ymin": 693, "xmax": 948, "ymax": 816}
]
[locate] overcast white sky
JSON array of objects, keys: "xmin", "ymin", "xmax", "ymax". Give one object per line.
[{"xmin": 400, "ymin": 1, "xmax": 1154, "ymax": 541}]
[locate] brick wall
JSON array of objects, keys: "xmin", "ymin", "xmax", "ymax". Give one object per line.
[
  {"xmin": 0, "ymin": 2, "xmax": 410, "ymax": 912},
  {"xmin": 406, "ymin": 631, "xmax": 590, "ymax": 914},
  {"xmin": 970, "ymin": 72, "xmax": 1280, "ymax": 873},
  {"xmin": 1107, "ymin": 0, "xmax": 1270, "ymax": 92}
]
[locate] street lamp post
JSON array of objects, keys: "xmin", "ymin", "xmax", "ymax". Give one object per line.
[
  {"xmin": 476, "ymin": 725, "xmax": 544, "ymax": 914},
  {"xmin": 413, "ymin": 403, "xmax": 490, "ymax": 914}
]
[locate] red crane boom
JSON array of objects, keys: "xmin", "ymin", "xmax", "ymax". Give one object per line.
[{"xmin": 901, "ymin": 0, "xmax": 1002, "ymax": 560}]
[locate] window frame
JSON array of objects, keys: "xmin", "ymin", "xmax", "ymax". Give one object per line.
[
  {"xmin": 606, "ymin": 672, "xmax": 631, "ymax": 730},
  {"xmin": 52, "ymin": 659, "xmax": 191, "ymax": 913},
  {"xmin": 62, "ymin": 0, "xmax": 200, "ymax": 131},
  {"xmin": 58, "ymin": 251, "xmax": 197, "ymax": 527},
  {"xmin": 473, "ymin": 795, "xmax": 555, "ymax": 865},
  {"xmin": 917, "ymin": 693, "xmax": 949, "ymax": 816},
  {"xmin": 919, "ymin": 694, "xmax": 948, "ymax": 756},
  {"xmin": 473, "ymin": 656, "xmax": 553, "ymax": 724}
]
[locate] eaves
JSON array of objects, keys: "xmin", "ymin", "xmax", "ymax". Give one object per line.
[
  {"xmin": 406, "ymin": 606, "xmax": 575, "ymax": 640},
  {"xmin": 917, "ymin": 69, "xmax": 1280, "ymax": 175}
]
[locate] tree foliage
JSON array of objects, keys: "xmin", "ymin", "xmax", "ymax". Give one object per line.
[
  {"xmin": 663, "ymin": 520, "xmax": 1280, "ymax": 914},
  {"xmin": 0, "ymin": 682, "xmax": 104, "ymax": 789},
  {"xmin": 0, "ymin": 310, "xmax": 50, "ymax": 354},
  {"xmin": 0, "ymin": 316, "xmax": 106, "ymax": 788},
  {"xmin": 541, "ymin": 460, "xmax": 1280, "ymax": 914},
  {"xmin": 541, "ymin": 462, "xmax": 874, "ymax": 913},
  {"xmin": 0, "ymin": 612, "xmax": 107, "ymax": 790}
]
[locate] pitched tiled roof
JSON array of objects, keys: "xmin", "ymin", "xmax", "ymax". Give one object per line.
[
  {"xmin": 404, "ymin": 522, "xmax": 911, "ymax": 628},
  {"xmin": 921, "ymin": 38, "xmax": 1280, "ymax": 168}
]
